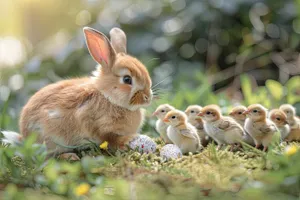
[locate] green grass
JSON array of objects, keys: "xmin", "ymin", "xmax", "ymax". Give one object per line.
[
  {"xmin": 1, "ymin": 75, "xmax": 300, "ymax": 199},
  {"xmin": 1, "ymin": 134, "xmax": 300, "ymax": 200}
]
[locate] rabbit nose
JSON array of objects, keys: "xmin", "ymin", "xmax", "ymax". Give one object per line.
[{"xmin": 143, "ymin": 94, "xmax": 149, "ymax": 101}]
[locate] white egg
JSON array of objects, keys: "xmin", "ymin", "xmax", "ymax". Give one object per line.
[
  {"xmin": 160, "ymin": 144, "xmax": 182, "ymax": 161},
  {"xmin": 129, "ymin": 135, "xmax": 157, "ymax": 154}
]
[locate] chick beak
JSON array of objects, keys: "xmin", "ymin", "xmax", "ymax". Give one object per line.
[
  {"xmin": 197, "ymin": 112, "xmax": 204, "ymax": 117},
  {"xmin": 283, "ymin": 120, "xmax": 288, "ymax": 125},
  {"xmin": 152, "ymin": 111, "xmax": 158, "ymax": 117},
  {"xmin": 163, "ymin": 118, "xmax": 170, "ymax": 123},
  {"xmin": 243, "ymin": 110, "xmax": 250, "ymax": 115}
]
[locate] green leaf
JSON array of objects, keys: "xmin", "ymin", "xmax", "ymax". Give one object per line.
[
  {"xmin": 271, "ymin": 131, "xmax": 281, "ymax": 145},
  {"xmin": 171, "ymin": 92, "xmax": 184, "ymax": 108},
  {"xmin": 0, "ymin": 92, "xmax": 10, "ymax": 130},
  {"xmin": 240, "ymin": 74, "xmax": 255, "ymax": 105},
  {"xmin": 266, "ymin": 80, "xmax": 284, "ymax": 100},
  {"xmin": 44, "ymin": 162, "xmax": 59, "ymax": 182},
  {"xmin": 24, "ymin": 133, "xmax": 38, "ymax": 149},
  {"xmin": 286, "ymin": 76, "xmax": 300, "ymax": 89},
  {"xmin": 184, "ymin": 91, "xmax": 197, "ymax": 104},
  {"xmin": 285, "ymin": 76, "xmax": 300, "ymax": 104}
]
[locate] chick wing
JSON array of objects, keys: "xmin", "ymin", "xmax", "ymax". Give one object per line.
[{"xmin": 180, "ymin": 129, "xmax": 197, "ymax": 139}]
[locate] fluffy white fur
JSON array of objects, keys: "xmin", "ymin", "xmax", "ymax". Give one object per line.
[{"xmin": 1, "ymin": 131, "xmax": 22, "ymax": 145}]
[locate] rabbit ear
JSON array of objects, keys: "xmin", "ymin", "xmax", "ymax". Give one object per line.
[
  {"xmin": 109, "ymin": 27, "xmax": 127, "ymax": 53},
  {"xmin": 83, "ymin": 27, "xmax": 116, "ymax": 69}
]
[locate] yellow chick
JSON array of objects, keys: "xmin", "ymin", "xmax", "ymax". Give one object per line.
[
  {"xmin": 285, "ymin": 128, "xmax": 300, "ymax": 142},
  {"xmin": 269, "ymin": 109, "xmax": 290, "ymax": 141},
  {"xmin": 279, "ymin": 104, "xmax": 300, "ymax": 142},
  {"xmin": 152, "ymin": 104, "xmax": 175, "ymax": 144},
  {"xmin": 185, "ymin": 105, "xmax": 210, "ymax": 147},
  {"xmin": 198, "ymin": 105, "xmax": 244, "ymax": 150},
  {"xmin": 244, "ymin": 104, "xmax": 278, "ymax": 151},
  {"xmin": 229, "ymin": 105, "xmax": 255, "ymax": 146},
  {"xmin": 229, "ymin": 105, "xmax": 247, "ymax": 126},
  {"xmin": 163, "ymin": 110, "xmax": 200, "ymax": 154},
  {"xmin": 279, "ymin": 104, "xmax": 300, "ymax": 129}
]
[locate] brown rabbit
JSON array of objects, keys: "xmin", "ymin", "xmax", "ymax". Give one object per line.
[{"xmin": 3, "ymin": 27, "xmax": 153, "ymax": 157}]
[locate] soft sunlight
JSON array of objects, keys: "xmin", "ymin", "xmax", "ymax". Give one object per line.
[{"xmin": 0, "ymin": 37, "xmax": 26, "ymax": 68}]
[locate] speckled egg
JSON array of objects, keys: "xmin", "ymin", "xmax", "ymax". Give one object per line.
[
  {"xmin": 128, "ymin": 135, "xmax": 157, "ymax": 154},
  {"xmin": 160, "ymin": 144, "xmax": 182, "ymax": 161}
]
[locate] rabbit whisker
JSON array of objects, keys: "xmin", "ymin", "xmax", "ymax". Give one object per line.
[{"xmin": 151, "ymin": 72, "xmax": 174, "ymax": 90}]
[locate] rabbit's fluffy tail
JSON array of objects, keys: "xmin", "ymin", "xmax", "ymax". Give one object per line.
[{"xmin": 1, "ymin": 130, "xmax": 23, "ymax": 146}]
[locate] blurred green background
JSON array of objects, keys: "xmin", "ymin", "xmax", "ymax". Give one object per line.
[
  {"xmin": 0, "ymin": 0, "xmax": 300, "ymax": 132},
  {"xmin": 1, "ymin": 1, "xmax": 300, "ymax": 199}
]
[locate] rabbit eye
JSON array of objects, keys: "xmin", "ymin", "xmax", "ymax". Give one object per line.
[
  {"xmin": 123, "ymin": 75, "xmax": 132, "ymax": 85},
  {"xmin": 276, "ymin": 117, "xmax": 281, "ymax": 121},
  {"xmin": 238, "ymin": 112, "xmax": 242, "ymax": 114},
  {"xmin": 171, "ymin": 116, "xmax": 176, "ymax": 119},
  {"xmin": 253, "ymin": 110, "xmax": 258, "ymax": 113}
]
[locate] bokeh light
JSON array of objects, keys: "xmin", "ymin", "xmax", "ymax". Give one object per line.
[
  {"xmin": 0, "ymin": 0, "xmax": 299, "ymax": 128},
  {"xmin": 0, "ymin": 37, "xmax": 26, "ymax": 68}
]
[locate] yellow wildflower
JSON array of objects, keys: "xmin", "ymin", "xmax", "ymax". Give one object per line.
[
  {"xmin": 284, "ymin": 145, "xmax": 298, "ymax": 156},
  {"xmin": 75, "ymin": 183, "xmax": 90, "ymax": 196},
  {"xmin": 100, "ymin": 141, "xmax": 109, "ymax": 150}
]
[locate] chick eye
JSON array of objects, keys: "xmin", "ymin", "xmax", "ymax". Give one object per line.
[
  {"xmin": 276, "ymin": 117, "xmax": 281, "ymax": 121},
  {"xmin": 171, "ymin": 116, "xmax": 176, "ymax": 119},
  {"xmin": 206, "ymin": 111, "xmax": 211, "ymax": 115},
  {"xmin": 191, "ymin": 110, "xmax": 195, "ymax": 113},
  {"xmin": 286, "ymin": 111, "xmax": 289, "ymax": 113},
  {"xmin": 238, "ymin": 112, "xmax": 242, "ymax": 114},
  {"xmin": 123, "ymin": 75, "xmax": 132, "ymax": 85},
  {"xmin": 161, "ymin": 110, "xmax": 165, "ymax": 113},
  {"xmin": 253, "ymin": 110, "xmax": 258, "ymax": 113}
]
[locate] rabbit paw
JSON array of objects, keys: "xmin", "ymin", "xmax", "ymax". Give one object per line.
[
  {"xmin": 58, "ymin": 153, "xmax": 80, "ymax": 161},
  {"xmin": 160, "ymin": 144, "xmax": 182, "ymax": 161},
  {"xmin": 128, "ymin": 135, "xmax": 156, "ymax": 154}
]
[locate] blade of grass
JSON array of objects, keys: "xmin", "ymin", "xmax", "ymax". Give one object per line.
[{"xmin": 0, "ymin": 93, "xmax": 10, "ymax": 130}]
